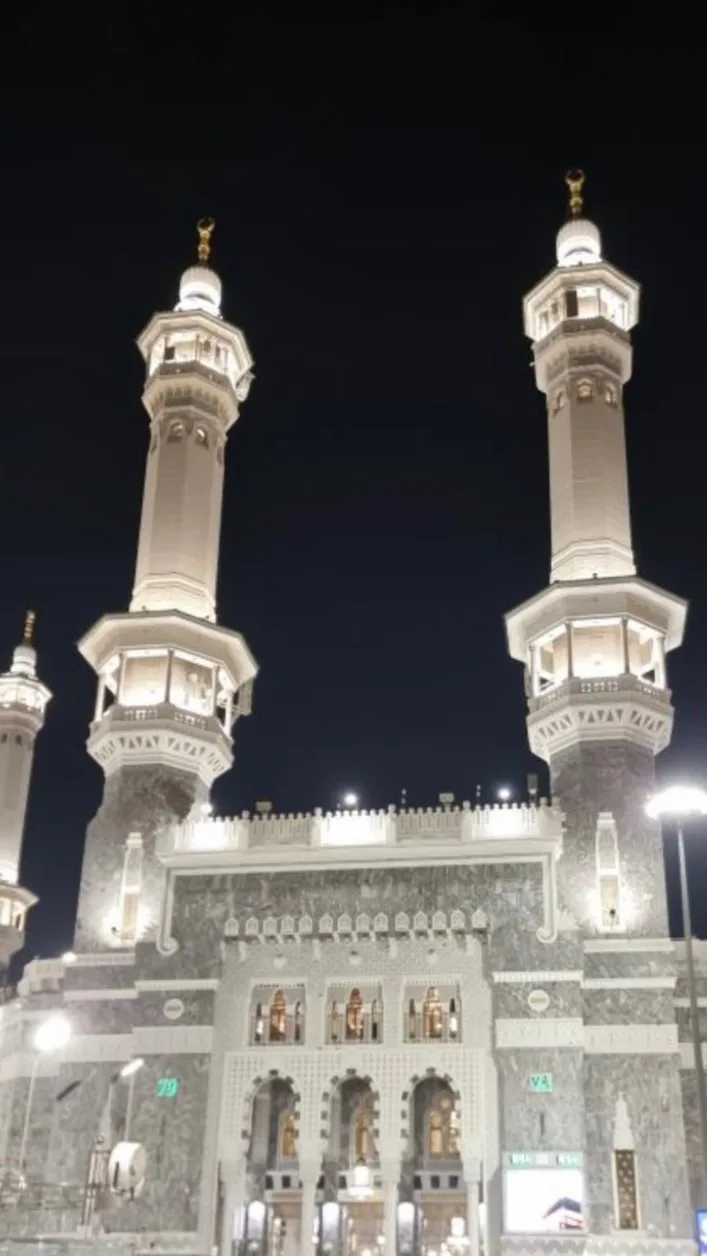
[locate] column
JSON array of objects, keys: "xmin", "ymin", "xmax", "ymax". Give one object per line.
[
  {"xmin": 383, "ymin": 1175, "xmax": 398, "ymax": 1256},
  {"xmin": 94, "ymin": 675, "xmax": 107, "ymax": 722},
  {"xmin": 467, "ymin": 1180, "xmax": 480, "ymax": 1256},
  {"xmin": 621, "ymin": 617, "xmax": 630, "ymax": 674},
  {"xmin": 655, "ymin": 635, "xmax": 667, "ymax": 689},
  {"xmin": 165, "ymin": 648, "xmax": 174, "ymax": 703},
  {"xmin": 565, "ymin": 623, "xmax": 574, "ymax": 679},
  {"xmin": 382, "ymin": 1156, "xmax": 401, "ymax": 1256},
  {"xmin": 300, "ymin": 1168, "xmax": 318, "ymax": 1256},
  {"xmin": 220, "ymin": 1160, "xmax": 246, "ymax": 1256}
]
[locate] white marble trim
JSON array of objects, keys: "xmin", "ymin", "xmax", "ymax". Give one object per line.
[
  {"xmin": 584, "ymin": 1023, "xmax": 678, "ymax": 1054},
  {"xmin": 493, "ymin": 970, "xmax": 582, "ymax": 984}
]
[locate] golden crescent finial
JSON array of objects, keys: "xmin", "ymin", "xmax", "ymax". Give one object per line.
[
  {"xmin": 23, "ymin": 609, "xmax": 36, "ymax": 644},
  {"xmin": 565, "ymin": 170, "xmax": 585, "ymax": 218},
  {"xmin": 197, "ymin": 217, "xmax": 215, "ymax": 265}
]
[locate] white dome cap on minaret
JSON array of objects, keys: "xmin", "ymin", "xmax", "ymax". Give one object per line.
[
  {"xmin": 175, "ymin": 218, "xmax": 222, "ymax": 316},
  {"xmin": 555, "ymin": 170, "xmax": 602, "ymax": 267}
]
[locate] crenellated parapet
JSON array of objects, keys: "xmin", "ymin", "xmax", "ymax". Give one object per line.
[{"xmin": 166, "ymin": 798, "xmax": 563, "ymax": 858}]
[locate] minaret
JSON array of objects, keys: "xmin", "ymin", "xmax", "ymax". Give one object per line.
[
  {"xmin": 75, "ymin": 221, "xmax": 257, "ymax": 952},
  {"xmin": 506, "ymin": 173, "xmax": 687, "ymax": 936},
  {"xmin": 0, "ymin": 611, "xmax": 51, "ymax": 967}
]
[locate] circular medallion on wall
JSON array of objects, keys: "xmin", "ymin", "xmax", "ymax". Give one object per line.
[
  {"xmin": 163, "ymin": 997, "xmax": 185, "ymax": 1021},
  {"xmin": 527, "ymin": 989, "xmax": 550, "ymax": 1014}
]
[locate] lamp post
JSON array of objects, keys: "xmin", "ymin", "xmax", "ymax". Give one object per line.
[
  {"xmin": 19, "ymin": 1012, "xmax": 72, "ymax": 1170},
  {"xmin": 647, "ymin": 785, "xmax": 707, "ymax": 1205}
]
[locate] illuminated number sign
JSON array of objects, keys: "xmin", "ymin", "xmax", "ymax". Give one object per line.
[
  {"xmin": 529, "ymin": 1073, "xmax": 553, "ymax": 1093},
  {"xmin": 156, "ymin": 1078, "xmax": 180, "ymax": 1098}
]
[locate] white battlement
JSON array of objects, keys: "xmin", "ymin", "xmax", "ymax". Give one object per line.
[{"xmin": 169, "ymin": 798, "xmax": 562, "ymax": 855}]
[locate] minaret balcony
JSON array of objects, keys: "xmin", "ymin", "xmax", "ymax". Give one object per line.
[
  {"xmin": 527, "ymin": 672, "xmax": 675, "ymax": 762},
  {"xmin": 86, "ymin": 700, "xmax": 233, "ymax": 785}
]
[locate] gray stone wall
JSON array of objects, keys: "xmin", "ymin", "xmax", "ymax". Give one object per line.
[
  {"xmin": 169, "ymin": 863, "xmax": 547, "ymax": 975},
  {"xmin": 582, "ymin": 989, "xmax": 675, "ymax": 1025},
  {"xmin": 111, "ymin": 1052, "xmax": 211, "ymax": 1234},
  {"xmin": 74, "ymin": 764, "xmax": 206, "ymax": 952},
  {"xmin": 583, "ymin": 1054, "xmax": 691, "ymax": 1236},
  {"xmin": 494, "ymin": 983, "xmax": 581, "ymax": 1020},
  {"xmin": 551, "ymin": 741, "xmax": 669, "ymax": 937},
  {"xmin": 497, "ymin": 1047, "xmax": 584, "ymax": 1151},
  {"xmin": 679, "ymin": 1070, "xmax": 702, "ymax": 1210}
]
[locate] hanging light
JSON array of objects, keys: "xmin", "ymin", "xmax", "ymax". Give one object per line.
[
  {"xmin": 349, "ymin": 1158, "xmax": 373, "ymax": 1199},
  {"xmin": 447, "ymin": 1216, "xmax": 469, "ymax": 1253}
]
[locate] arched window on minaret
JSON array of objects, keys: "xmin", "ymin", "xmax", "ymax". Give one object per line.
[
  {"xmin": 423, "ymin": 987, "xmax": 443, "ymax": 1039},
  {"xmin": 408, "ymin": 998, "xmax": 416, "ymax": 1039},
  {"xmin": 119, "ymin": 832, "xmax": 143, "ymax": 945},
  {"xmin": 577, "ymin": 378, "xmax": 593, "ymax": 401},
  {"xmin": 269, "ymin": 990, "xmax": 287, "ymax": 1042},
  {"xmin": 345, "ymin": 988, "xmax": 363, "ymax": 1041},
  {"xmin": 371, "ymin": 997, "xmax": 380, "ymax": 1042},
  {"xmin": 294, "ymin": 1001, "xmax": 303, "ymax": 1043},
  {"xmin": 596, "ymin": 812, "xmax": 622, "ymax": 931}
]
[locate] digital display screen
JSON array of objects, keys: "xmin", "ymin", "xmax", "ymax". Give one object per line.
[{"xmin": 505, "ymin": 1167, "xmax": 585, "ymax": 1233}]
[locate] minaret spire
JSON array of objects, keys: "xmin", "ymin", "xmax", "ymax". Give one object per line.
[
  {"xmin": 506, "ymin": 177, "xmax": 687, "ymax": 938},
  {"xmin": 76, "ymin": 224, "xmax": 257, "ymax": 952},
  {"xmin": 196, "ymin": 216, "xmax": 215, "ymax": 264},
  {"xmin": 565, "ymin": 168, "xmax": 585, "ymax": 218},
  {"xmin": 23, "ymin": 608, "xmax": 36, "ymax": 644},
  {"xmin": 0, "ymin": 612, "xmax": 51, "ymax": 969}
]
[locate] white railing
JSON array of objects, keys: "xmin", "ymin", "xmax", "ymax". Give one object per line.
[
  {"xmin": 169, "ymin": 799, "xmax": 562, "ymax": 855},
  {"xmin": 532, "ymin": 673, "xmax": 669, "ymax": 711}
]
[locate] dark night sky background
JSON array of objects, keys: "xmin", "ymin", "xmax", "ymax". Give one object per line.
[{"xmin": 0, "ymin": 10, "xmax": 705, "ymax": 960}]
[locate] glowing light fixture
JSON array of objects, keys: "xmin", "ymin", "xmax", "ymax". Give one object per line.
[
  {"xmin": 342, "ymin": 791, "xmax": 359, "ymax": 808},
  {"xmin": 34, "ymin": 1013, "xmax": 71, "ymax": 1053},
  {"xmin": 62, "ymin": 950, "xmax": 77, "ymax": 964},
  {"xmin": 120, "ymin": 1057, "xmax": 144, "ymax": 1079},
  {"xmin": 646, "ymin": 785, "xmax": 707, "ymax": 819},
  {"xmin": 497, "ymin": 786, "xmax": 512, "ymax": 802}
]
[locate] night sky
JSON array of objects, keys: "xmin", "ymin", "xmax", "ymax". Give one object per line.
[{"xmin": 1, "ymin": 12, "xmax": 705, "ymax": 960}]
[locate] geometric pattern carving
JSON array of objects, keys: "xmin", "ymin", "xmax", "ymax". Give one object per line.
[
  {"xmin": 528, "ymin": 688, "xmax": 673, "ymax": 763},
  {"xmin": 88, "ymin": 722, "xmax": 232, "ymax": 786}
]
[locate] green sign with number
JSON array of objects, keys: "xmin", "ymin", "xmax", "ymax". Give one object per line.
[
  {"xmin": 157, "ymin": 1077, "xmax": 180, "ymax": 1097},
  {"xmin": 529, "ymin": 1073, "xmax": 553, "ymax": 1093}
]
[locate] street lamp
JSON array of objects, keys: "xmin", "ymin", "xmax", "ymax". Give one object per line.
[
  {"xmin": 647, "ymin": 785, "xmax": 707, "ymax": 1204},
  {"xmin": 19, "ymin": 1013, "xmax": 72, "ymax": 1167}
]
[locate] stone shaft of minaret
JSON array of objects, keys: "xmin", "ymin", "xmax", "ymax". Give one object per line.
[
  {"xmin": 506, "ymin": 173, "xmax": 687, "ymax": 939},
  {"xmin": 76, "ymin": 223, "xmax": 257, "ymax": 953},
  {"xmin": 130, "ymin": 219, "xmax": 254, "ymax": 622},
  {"xmin": 524, "ymin": 175, "xmax": 638, "ymax": 583},
  {"xmin": 0, "ymin": 612, "xmax": 50, "ymax": 966}
]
